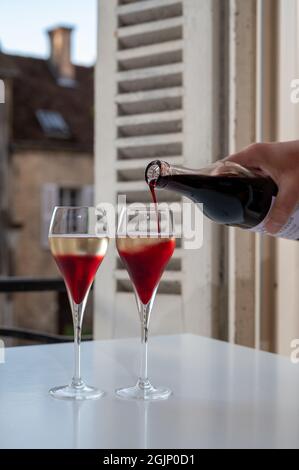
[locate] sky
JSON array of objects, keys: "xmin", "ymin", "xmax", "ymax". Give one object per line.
[{"xmin": 0, "ymin": 0, "xmax": 97, "ymax": 65}]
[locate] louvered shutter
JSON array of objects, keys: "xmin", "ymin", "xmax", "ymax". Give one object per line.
[
  {"xmin": 80, "ymin": 185, "xmax": 94, "ymax": 207},
  {"xmin": 95, "ymin": 0, "xmax": 223, "ymax": 339},
  {"xmin": 41, "ymin": 184, "xmax": 59, "ymax": 248}
]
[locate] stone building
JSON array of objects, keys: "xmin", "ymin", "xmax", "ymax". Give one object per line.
[{"xmin": 0, "ymin": 26, "xmax": 94, "ymax": 335}]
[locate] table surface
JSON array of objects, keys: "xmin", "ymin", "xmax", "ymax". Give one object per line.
[{"xmin": 0, "ymin": 334, "xmax": 299, "ymax": 449}]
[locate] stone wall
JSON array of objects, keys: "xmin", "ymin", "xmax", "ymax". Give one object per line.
[{"xmin": 9, "ymin": 149, "xmax": 93, "ymax": 334}]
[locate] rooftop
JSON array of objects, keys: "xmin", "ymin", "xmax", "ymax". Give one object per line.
[{"xmin": 0, "ymin": 51, "xmax": 94, "ymax": 153}]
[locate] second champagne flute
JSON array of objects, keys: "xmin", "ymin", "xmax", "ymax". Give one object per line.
[
  {"xmin": 116, "ymin": 206, "xmax": 176, "ymax": 401},
  {"xmin": 49, "ymin": 206, "xmax": 109, "ymax": 400}
]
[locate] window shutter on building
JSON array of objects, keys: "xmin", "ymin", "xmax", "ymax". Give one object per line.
[
  {"xmin": 94, "ymin": 0, "xmax": 283, "ymax": 351},
  {"xmin": 41, "ymin": 183, "xmax": 59, "ymax": 248},
  {"xmin": 80, "ymin": 185, "xmax": 94, "ymax": 207},
  {"xmin": 95, "ymin": 0, "xmax": 226, "ymax": 340}
]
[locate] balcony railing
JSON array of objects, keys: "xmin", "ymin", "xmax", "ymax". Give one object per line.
[
  {"xmin": 0, "ymin": 277, "xmax": 66, "ymax": 293},
  {"xmin": 0, "ymin": 277, "xmax": 93, "ymax": 344}
]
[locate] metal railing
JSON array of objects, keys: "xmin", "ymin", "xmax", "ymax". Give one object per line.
[
  {"xmin": 0, "ymin": 277, "xmax": 66, "ymax": 293},
  {"xmin": 0, "ymin": 277, "xmax": 93, "ymax": 344}
]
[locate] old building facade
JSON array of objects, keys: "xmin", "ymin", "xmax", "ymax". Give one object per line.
[{"xmin": 0, "ymin": 26, "xmax": 94, "ymax": 334}]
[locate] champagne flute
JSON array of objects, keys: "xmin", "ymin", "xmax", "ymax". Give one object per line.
[
  {"xmin": 116, "ymin": 206, "xmax": 176, "ymax": 400},
  {"xmin": 48, "ymin": 206, "xmax": 109, "ymax": 400}
]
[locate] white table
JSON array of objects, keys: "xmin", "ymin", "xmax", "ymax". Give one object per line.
[{"xmin": 0, "ymin": 334, "xmax": 299, "ymax": 449}]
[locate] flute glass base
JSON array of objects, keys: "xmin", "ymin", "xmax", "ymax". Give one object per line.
[
  {"xmin": 115, "ymin": 379, "xmax": 172, "ymax": 401},
  {"xmin": 49, "ymin": 382, "xmax": 105, "ymax": 401}
]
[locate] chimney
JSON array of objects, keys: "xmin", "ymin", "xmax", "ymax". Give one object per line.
[{"xmin": 47, "ymin": 26, "xmax": 76, "ymax": 87}]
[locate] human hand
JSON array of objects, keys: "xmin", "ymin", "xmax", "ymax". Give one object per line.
[{"xmin": 226, "ymin": 141, "xmax": 299, "ymax": 234}]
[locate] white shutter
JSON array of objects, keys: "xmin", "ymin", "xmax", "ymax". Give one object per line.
[
  {"xmin": 275, "ymin": 0, "xmax": 299, "ymax": 355},
  {"xmin": 80, "ymin": 185, "xmax": 94, "ymax": 207},
  {"xmin": 41, "ymin": 184, "xmax": 59, "ymax": 249},
  {"xmin": 95, "ymin": 0, "xmax": 224, "ymax": 339}
]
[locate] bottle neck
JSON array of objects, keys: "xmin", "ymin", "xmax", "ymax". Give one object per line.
[
  {"xmin": 145, "ymin": 160, "xmax": 171, "ymax": 188},
  {"xmin": 145, "ymin": 159, "xmax": 256, "ymax": 191}
]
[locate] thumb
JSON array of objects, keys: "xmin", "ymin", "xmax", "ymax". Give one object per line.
[{"xmin": 265, "ymin": 185, "xmax": 298, "ymax": 234}]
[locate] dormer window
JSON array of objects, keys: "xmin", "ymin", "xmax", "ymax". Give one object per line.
[{"xmin": 36, "ymin": 110, "xmax": 71, "ymax": 139}]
